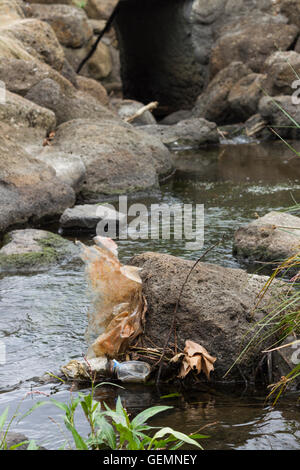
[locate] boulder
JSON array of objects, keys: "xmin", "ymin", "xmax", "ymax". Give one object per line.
[
  {"xmin": 0, "ymin": 33, "xmax": 34, "ymax": 61},
  {"xmin": 33, "ymin": 148, "xmax": 86, "ymax": 191},
  {"xmin": 0, "ymin": 432, "xmax": 30, "ymax": 451},
  {"xmin": 263, "ymin": 51, "xmax": 300, "ymax": 96},
  {"xmin": 111, "ymin": 99, "xmax": 157, "ymax": 126},
  {"xmin": 29, "ymin": 3, "xmax": 93, "ymax": 48},
  {"xmin": 0, "ymin": 229, "xmax": 79, "ymax": 272},
  {"xmin": 24, "ymin": 77, "xmax": 115, "ymax": 125},
  {"xmin": 0, "ymin": 18, "xmax": 65, "ymax": 71},
  {"xmin": 83, "ymin": 0, "xmax": 118, "ymax": 20},
  {"xmin": 228, "ymin": 73, "xmax": 267, "ymax": 121},
  {"xmin": 76, "ymin": 75, "xmax": 109, "ymax": 106},
  {"xmin": 0, "ymin": 0, "xmax": 24, "ymax": 23},
  {"xmin": 41, "ymin": 118, "xmax": 173, "ymax": 199},
  {"xmin": 279, "ymin": 0, "xmax": 300, "ymax": 28},
  {"xmin": 0, "ymin": 58, "xmax": 74, "ymax": 97},
  {"xmin": 160, "ymin": 110, "xmax": 194, "ymax": 126},
  {"xmin": 59, "ymin": 204, "xmax": 126, "ymax": 231},
  {"xmin": 193, "ymin": 62, "xmax": 251, "ymax": 124},
  {"xmin": 64, "ymin": 38, "xmax": 112, "ymax": 80},
  {"xmin": 0, "ymin": 89, "xmax": 56, "ymax": 145},
  {"xmin": 130, "ymin": 252, "xmax": 286, "ymax": 382},
  {"xmin": 139, "ymin": 118, "xmax": 219, "ymax": 149},
  {"xmin": 0, "ymin": 129, "xmax": 75, "ymax": 235},
  {"xmin": 210, "ymin": 21, "xmax": 298, "ymax": 77},
  {"xmin": 233, "ymin": 211, "xmax": 300, "ymax": 265},
  {"xmin": 258, "ymin": 95, "xmax": 300, "ymax": 139}
]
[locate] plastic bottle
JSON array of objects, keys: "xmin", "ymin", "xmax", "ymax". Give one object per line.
[{"xmin": 111, "ymin": 360, "xmax": 151, "ymax": 383}]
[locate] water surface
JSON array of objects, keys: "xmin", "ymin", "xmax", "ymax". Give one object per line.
[{"xmin": 0, "ymin": 141, "xmax": 300, "ymax": 450}]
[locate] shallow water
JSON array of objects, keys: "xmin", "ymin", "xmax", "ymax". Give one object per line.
[{"xmin": 0, "ymin": 141, "xmax": 300, "ymax": 450}]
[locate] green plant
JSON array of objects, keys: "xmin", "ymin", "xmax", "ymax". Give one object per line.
[
  {"xmin": 21, "ymin": 381, "xmax": 206, "ymax": 450},
  {"xmin": 74, "ymin": 0, "xmax": 87, "ymax": 8},
  {"xmin": 0, "ymin": 405, "xmax": 39, "ymax": 450}
]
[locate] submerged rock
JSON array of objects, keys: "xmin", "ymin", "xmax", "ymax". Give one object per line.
[
  {"xmin": 59, "ymin": 203, "xmax": 126, "ymax": 231},
  {"xmin": 0, "ymin": 229, "xmax": 79, "ymax": 272},
  {"xmin": 130, "ymin": 252, "xmax": 286, "ymax": 382},
  {"xmin": 233, "ymin": 211, "xmax": 300, "ymax": 265},
  {"xmin": 139, "ymin": 118, "xmax": 219, "ymax": 149}
]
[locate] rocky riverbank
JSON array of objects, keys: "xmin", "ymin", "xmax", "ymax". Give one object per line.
[
  {"xmin": 0, "ymin": 0, "xmax": 300, "ymax": 386},
  {"xmin": 1, "ymin": 0, "xmax": 300, "ymax": 237}
]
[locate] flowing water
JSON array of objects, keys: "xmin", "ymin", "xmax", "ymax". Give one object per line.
[{"xmin": 0, "ymin": 141, "xmax": 300, "ymax": 450}]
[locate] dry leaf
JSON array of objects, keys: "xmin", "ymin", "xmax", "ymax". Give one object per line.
[{"xmin": 177, "ymin": 340, "xmax": 216, "ymax": 380}]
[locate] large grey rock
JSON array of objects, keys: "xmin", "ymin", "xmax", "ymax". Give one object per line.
[
  {"xmin": 210, "ymin": 20, "xmax": 298, "ymax": 77},
  {"xmin": 0, "ymin": 58, "xmax": 74, "ymax": 98},
  {"xmin": 228, "ymin": 73, "xmax": 267, "ymax": 121},
  {"xmin": 24, "ymin": 77, "xmax": 115, "ymax": 125},
  {"xmin": 0, "ymin": 89, "xmax": 57, "ymax": 158},
  {"xmin": 0, "ymin": 229, "xmax": 79, "ymax": 272},
  {"xmin": 59, "ymin": 204, "xmax": 126, "ymax": 231},
  {"xmin": 29, "ymin": 3, "xmax": 93, "ymax": 48},
  {"xmin": 139, "ymin": 118, "xmax": 219, "ymax": 149},
  {"xmin": 42, "ymin": 118, "xmax": 173, "ymax": 199},
  {"xmin": 193, "ymin": 62, "xmax": 251, "ymax": 124},
  {"xmin": 0, "ymin": 18, "xmax": 65, "ymax": 71},
  {"xmin": 258, "ymin": 95, "xmax": 300, "ymax": 139},
  {"xmin": 0, "ymin": 127, "xmax": 75, "ymax": 235},
  {"xmin": 130, "ymin": 252, "xmax": 286, "ymax": 382},
  {"xmin": 263, "ymin": 51, "xmax": 300, "ymax": 96},
  {"xmin": 278, "ymin": 0, "xmax": 300, "ymax": 28},
  {"xmin": 76, "ymin": 75, "xmax": 109, "ymax": 106},
  {"xmin": 33, "ymin": 149, "xmax": 86, "ymax": 191},
  {"xmin": 233, "ymin": 211, "xmax": 300, "ymax": 264}
]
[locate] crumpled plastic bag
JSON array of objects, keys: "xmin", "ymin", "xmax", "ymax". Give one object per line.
[{"xmin": 76, "ymin": 236, "xmax": 146, "ymax": 358}]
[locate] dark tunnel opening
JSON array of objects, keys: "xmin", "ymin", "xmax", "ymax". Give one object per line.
[{"xmin": 114, "ymin": 0, "xmax": 208, "ymax": 116}]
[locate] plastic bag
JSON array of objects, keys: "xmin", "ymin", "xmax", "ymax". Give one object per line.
[{"xmin": 77, "ymin": 236, "xmax": 146, "ymax": 358}]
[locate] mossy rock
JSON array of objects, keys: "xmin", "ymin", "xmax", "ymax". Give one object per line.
[{"xmin": 0, "ymin": 229, "xmax": 79, "ymax": 272}]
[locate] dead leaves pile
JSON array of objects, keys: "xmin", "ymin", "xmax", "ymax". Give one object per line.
[{"xmin": 172, "ymin": 340, "xmax": 217, "ymax": 380}]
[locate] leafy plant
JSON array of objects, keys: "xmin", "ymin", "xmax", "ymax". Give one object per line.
[
  {"xmin": 20, "ymin": 381, "xmax": 206, "ymax": 450},
  {"xmin": 74, "ymin": 0, "xmax": 87, "ymax": 8},
  {"xmin": 0, "ymin": 405, "xmax": 38, "ymax": 450}
]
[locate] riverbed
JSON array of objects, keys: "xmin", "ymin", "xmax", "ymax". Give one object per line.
[{"xmin": 0, "ymin": 141, "xmax": 300, "ymax": 450}]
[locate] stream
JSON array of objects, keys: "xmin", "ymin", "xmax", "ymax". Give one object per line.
[{"xmin": 0, "ymin": 140, "xmax": 300, "ymax": 450}]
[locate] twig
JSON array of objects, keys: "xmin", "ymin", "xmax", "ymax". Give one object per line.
[
  {"xmin": 155, "ymin": 236, "xmax": 226, "ymax": 385},
  {"xmin": 124, "ymin": 101, "xmax": 159, "ymax": 123}
]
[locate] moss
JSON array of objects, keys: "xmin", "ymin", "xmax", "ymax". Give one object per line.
[
  {"xmin": 0, "ymin": 232, "xmax": 77, "ymax": 271},
  {"xmin": 0, "ymin": 250, "xmax": 57, "ymax": 270}
]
